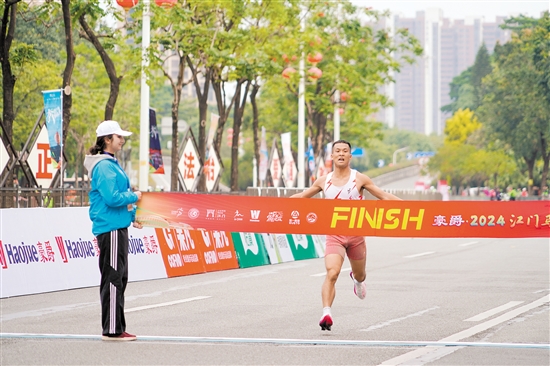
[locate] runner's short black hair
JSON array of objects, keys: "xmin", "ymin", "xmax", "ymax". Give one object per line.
[{"xmin": 332, "ymin": 139, "xmax": 351, "ymax": 151}]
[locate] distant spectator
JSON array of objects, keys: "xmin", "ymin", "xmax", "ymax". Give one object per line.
[
  {"xmin": 508, "ymin": 187, "xmax": 517, "ymax": 201},
  {"xmin": 542, "ymin": 186, "xmax": 549, "ymax": 200},
  {"xmin": 521, "ymin": 188, "xmax": 528, "ymax": 197}
]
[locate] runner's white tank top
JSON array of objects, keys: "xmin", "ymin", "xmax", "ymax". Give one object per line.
[{"xmin": 324, "ymin": 169, "xmax": 363, "ymax": 200}]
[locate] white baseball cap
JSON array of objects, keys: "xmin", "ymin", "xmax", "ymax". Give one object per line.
[{"xmin": 96, "ymin": 120, "xmax": 132, "ymax": 137}]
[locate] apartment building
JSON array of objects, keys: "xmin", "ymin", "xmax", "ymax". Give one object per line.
[{"xmin": 379, "ymin": 10, "xmax": 511, "ymax": 135}]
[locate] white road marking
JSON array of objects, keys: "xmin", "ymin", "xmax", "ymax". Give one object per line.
[
  {"xmin": 311, "ymin": 267, "xmax": 350, "ymax": 277},
  {"xmin": 404, "ymin": 252, "xmax": 435, "ymax": 258},
  {"xmin": 361, "ymin": 307, "xmax": 440, "ymax": 332},
  {"xmin": 378, "ymin": 294, "xmax": 550, "ymax": 366},
  {"xmin": 1, "ymin": 333, "xmax": 548, "ymax": 349},
  {"xmin": 533, "ymin": 288, "xmax": 550, "ymax": 294},
  {"xmin": 459, "ymin": 241, "xmax": 478, "ymax": 247},
  {"xmin": 464, "ymin": 301, "xmax": 524, "ymax": 322},
  {"xmin": 125, "ymin": 296, "xmax": 210, "ymax": 313}
]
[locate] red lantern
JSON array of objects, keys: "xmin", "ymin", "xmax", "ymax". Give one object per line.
[
  {"xmin": 282, "ymin": 54, "xmax": 290, "ymax": 63},
  {"xmin": 339, "ymin": 108, "xmax": 345, "ymax": 115},
  {"xmin": 308, "ymin": 66, "xmax": 322, "ymax": 80},
  {"xmin": 307, "ymin": 52, "xmax": 323, "ymax": 65},
  {"xmin": 116, "ymin": 0, "xmax": 138, "ymax": 10},
  {"xmin": 282, "ymin": 67, "xmax": 297, "ymax": 79},
  {"xmin": 340, "ymin": 92, "xmax": 348, "ymax": 102},
  {"xmin": 155, "ymin": 0, "xmax": 177, "ymax": 8}
]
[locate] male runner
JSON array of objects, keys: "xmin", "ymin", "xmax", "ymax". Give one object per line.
[{"xmin": 291, "ymin": 139, "xmax": 401, "ymax": 331}]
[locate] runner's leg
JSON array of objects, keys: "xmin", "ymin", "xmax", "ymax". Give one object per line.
[
  {"xmin": 348, "ymin": 238, "xmax": 367, "ymax": 282},
  {"xmin": 322, "ymin": 253, "xmax": 344, "ymax": 307}
]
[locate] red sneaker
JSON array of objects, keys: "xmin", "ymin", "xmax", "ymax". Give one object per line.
[
  {"xmin": 102, "ymin": 332, "xmax": 137, "ymax": 341},
  {"xmin": 319, "ymin": 314, "xmax": 333, "ymax": 331}
]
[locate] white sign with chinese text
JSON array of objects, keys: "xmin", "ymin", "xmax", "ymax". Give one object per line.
[
  {"xmin": 205, "ymin": 145, "xmax": 221, "ymax": 192},
  {"xmin": 0, "ymin": 137, "xmax": 9, "ymax": 173},
  {"xmin": 27, "ymin": 126, "xmax": 55, "ymax": 188},
  {"xmin": 178, "ymin": 137, "xmax": 201, "ymax": 191}
]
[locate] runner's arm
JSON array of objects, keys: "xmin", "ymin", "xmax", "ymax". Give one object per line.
[{"xmin": 290, "ymin": 176, "xmax": 325, "ymax": 198}]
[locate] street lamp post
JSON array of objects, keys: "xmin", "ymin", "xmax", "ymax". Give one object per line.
[
  {"xmin": 333, "ymin": 89, "xmax": 340, "ymax": 141},
  {"xmin": 138, "ymin": 0, "xmax": 151, "ymax": 191},
  {"xmin": 297, "ymin": 56, "xmax": 305, "ymax": 189},
  {"xmin": 392, "ymin": 146, "xmax": 409, "ymax": 166}
]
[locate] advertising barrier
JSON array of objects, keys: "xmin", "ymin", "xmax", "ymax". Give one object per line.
[
  {"xmin": 231, "ymin": 233, "xmax": 271, "ymax": 268},
  {"xmin": 136, "ymin": 192, "xmax": 550, "ymax": 238},
  {"xmin": 0, "ymin": 207, "xmax": 324, "ymax": 298}
]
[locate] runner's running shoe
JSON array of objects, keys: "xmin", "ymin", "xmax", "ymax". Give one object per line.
[
  {"xmin": 102, "ymin": 331, "xmax": 137, "ymax": 341},
  {"xmin": 350, "ymin": 272, "xmax": 366, "ymax": 300},
  {"xmin": 319, "ymin": 314, "xmax": 333, "ymax": 331}
]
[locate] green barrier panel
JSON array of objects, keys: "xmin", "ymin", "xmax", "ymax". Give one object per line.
[
  {"xmin": 286, "ymin": 234, "xmax": 318, "ymax": 261},
  {"xmin": 231, "ymin": 232, "xmax": 270, "ymax": 268}
]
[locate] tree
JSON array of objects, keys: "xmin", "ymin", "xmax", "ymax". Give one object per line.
[
  {"xmin": 263, "ymin": 2, "xmax": 421, "ymax": 173},
  {"xmin": 479, "ymin": 25, "xmax": 549, "ymax": 191},
  {"xmin": 443, "ymin": 108, "xmax": 481, "ymax": 144},
  {"xmin": 440, "ymin": 67, "xmax": 475, "ymax": 114},
  {"xmin": 470, "ymin": 43, "xmax": 492, "ymax": 109},
  {"xmin": 1, "ymin": 0, "xmax": 26, "ymax": 151}
]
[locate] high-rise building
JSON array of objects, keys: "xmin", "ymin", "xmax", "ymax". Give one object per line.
[{"xmin": 380, "ymin": 10, "xmax": 511, "ymax": 135}]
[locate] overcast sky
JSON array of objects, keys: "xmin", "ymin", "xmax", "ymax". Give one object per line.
[{"xmin": 351, "ymin": 0, "xmax": 548, "ymax": 21}]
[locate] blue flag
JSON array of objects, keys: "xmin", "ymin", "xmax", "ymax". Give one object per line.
[{"xmin": 42, "ymin": 89, "xmax": 63, "ymax": 169}]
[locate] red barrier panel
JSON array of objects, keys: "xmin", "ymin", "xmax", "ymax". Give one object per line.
[{"xmin": 138, "ymin": 193, "xmax": 550, "ymax": 238}]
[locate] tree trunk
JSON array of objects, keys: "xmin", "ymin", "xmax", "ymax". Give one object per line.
[
  {"xmin": 0, "ymin": 2, "xmax": 20, "ymax": 144},
  {"xmin": 187, "ymin": 56, "xmax": 213, "ymax": 192},
  {"xmin": 540, "ymin": 131, "xmax": 549, "ymax": 192},
  {"xmin": 250, "ymin": 82, "xmax": 260, "ymax": 186},
  {"xmin": 61, "ymin": 0, "xmax": 75, "ymax": 141},
  {"xmin": 524, "ymin": 154, "xmax": 536, "ymax": 194},
  {"xmin": 169, "ymin": 55, "xmax": 186, "ymax": 191},
  {"xmin": 229, "ymin": 79, "xmax": 251, "ymax": 191},
  {"xmin": 78, "ymin": 14, "xmax": 122, "ymax": 121}
]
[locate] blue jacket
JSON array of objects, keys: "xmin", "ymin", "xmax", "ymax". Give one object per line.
[{"xmin": 83, "ymin": 154, "xmax": 138, "ymax": 236}]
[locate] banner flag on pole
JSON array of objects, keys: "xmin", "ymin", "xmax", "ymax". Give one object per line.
[
  {"xmin": 41, "ymin": 89, "xmax": 63, "ymax": 171},
  {"xmin": 307, "ymin": 137, "xmax": 315, "ymax": 183},
  {"xmin": 259, "ymin": 127, "xmax": 268, "ymax": 183},
  {"xmin": 149, "ymin": 109, "xmax": 164, "ymax": 174}
]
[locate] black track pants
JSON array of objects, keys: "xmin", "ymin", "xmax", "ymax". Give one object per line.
[{"xmin": 97, "ymin": 228, "xmax": 129, "ymax": 336}]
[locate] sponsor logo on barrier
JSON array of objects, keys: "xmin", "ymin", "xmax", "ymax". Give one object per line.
[
  {"xmin": 0, "ymin": 240, "xmax": 7, "ymax": 269},
  {"xmin": 242, "ymin": 233, "xmax": 259, "ymax": 255},
  {"xmin": 267, "ymin": 211, "xmax": 283, "ymax": 223},
  {"xmin": 206, "ymin": 209, "xmax": 226, "ymax": 220},
  {"xmin": 306, "ymin": 213, "xmax": 317, "ymax": 223},
  {"xmin": 141, "ymin": 235, "xmax": 160, "ymax": 254},
  {"xmin": 36, "ymin": 241, "xmax": 55, "ymax": 263},
  {"xmin": 289, "ymin": 210, "xmax": 300, "ymax": 225},
  {"xmin": 250, "ymin": 210, "xmax": 261, "ymax": 222},
  {"xmin": 55, "ymin": 236, "xmax": 68, "ymax": 263},
  {"xmin": 61, "ymin": 237, "xmax": 99, "ymax": 260},
  {"xmin": 129, "ymin": 235, "xmax": 153, "ymax": 255},
  {"xmin": 331, "ymin": 207, "xmax": 425, "ymax": 230},
  {"xmin": 172, "ymin": 208, "xmax": 185, "ymax": 217},
  {"xmin": 188, "ymin": 208, "xmax": 199, "ymax": 219},
  {"xmin": 2, "ymin": 242, "xmax": 39, "ymax": 265},
  {"xmin": 292, "ymin": 234, "xmax": 309, "ymax": 250},
  {"xmin": 234, "ymin": 210, "xmax": 244, "ymax": 221}
]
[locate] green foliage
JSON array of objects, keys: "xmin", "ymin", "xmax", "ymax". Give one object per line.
[
  {"xmin": 441, "ymin": 67, "xmax": 475, "ymax": 114},
  {"xmin": 470, "ymin": 44, "xmax": 492, "ymax": 108}
]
